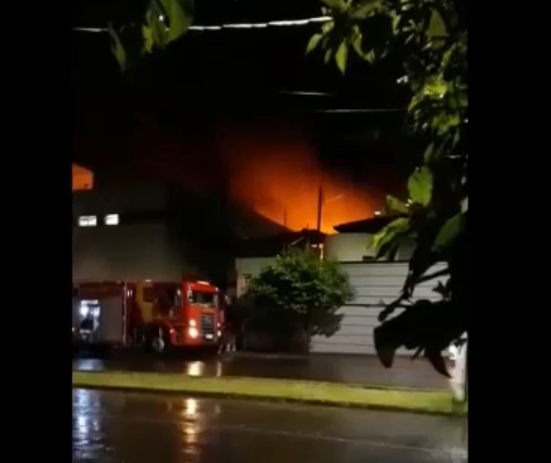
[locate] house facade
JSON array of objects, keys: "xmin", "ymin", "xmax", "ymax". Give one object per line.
[{"xmin": 325, "ymin": 216, "xmax": 416, "ymax": 262}]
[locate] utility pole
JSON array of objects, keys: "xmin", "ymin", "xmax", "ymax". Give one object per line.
[
  {"xmin": 315, "ymin": 188, "xmax": 344, "ymax": 235},
  {"xmin": 316, "ymin": 185, "xmax": 324, "ymax": 257},
  {"xmin": 316, "ymin": 185, "xmax": 323, "ymax": 235}
]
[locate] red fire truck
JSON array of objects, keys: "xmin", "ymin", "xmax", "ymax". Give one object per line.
[{"xmin": 72, "ymin": 279, "xmax": 224, "ymax": 353}]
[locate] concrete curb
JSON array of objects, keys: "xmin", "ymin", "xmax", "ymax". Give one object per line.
[{"xmin": 73, "ymin": 371, "xmax": 467, "ymax": 417}]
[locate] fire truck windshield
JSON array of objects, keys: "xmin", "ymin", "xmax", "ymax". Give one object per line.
[{"xmin": 188, "ymin": 291, "xmax": 218, "ymax": 308}]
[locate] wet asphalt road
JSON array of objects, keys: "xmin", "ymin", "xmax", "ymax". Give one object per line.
[
  {"xmin": 73, "ymin": 388, "xmax": 467, "ymax": 463},
  {"xmin": 73, "ymin": 352, "xmax": 449, "ymax": 390}
]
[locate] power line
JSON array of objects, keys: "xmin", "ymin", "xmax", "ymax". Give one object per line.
[
  {"xmin": 279, "ymin": 90, "xmax": 334, "ymax": 97},
  {"xmin": 73, "ymin": 27, "xmax": 106, "ymax": 33},
  {"xmin": 308, "ymin": 108, "xmax": 406, "ymax": 114},
  {"xmin": 73, "ymin": 18, "xmax": 408, "ymax": 116},
  {"xmin": 73, "ymin": 16, "xmax": 332, "ymax": 34}
]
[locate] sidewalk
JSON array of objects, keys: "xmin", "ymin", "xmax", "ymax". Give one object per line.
[{"xmin": 73, "ymin": 351, "xmax": 449, "ymax": 390}]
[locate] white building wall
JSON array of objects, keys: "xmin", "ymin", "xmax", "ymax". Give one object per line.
[
  {"xmin": 310, "ymin": 262, "xmax": 448, "ymax": 355},
  {"xmin": 234, "ymin": 252, "xmax": 449, "ymax": 357},
  {"xmin": 325, "ymin": 233, "xmax": 415, "ymax": 262},
  {"xmin": 235, "ymin": 257, "xmax": 276, "ymax": 297},
  {"xmin": 325, "ymin": 233, "xmax": 375, "ymax": 261}
]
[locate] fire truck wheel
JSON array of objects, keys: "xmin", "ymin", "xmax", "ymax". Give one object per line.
[{"xmin": 146, "ymin": 326, "xmax": 170, "ymax": 355}]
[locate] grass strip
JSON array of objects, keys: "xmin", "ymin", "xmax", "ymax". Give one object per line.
[{"xmin": 73, "ymin": 370, "xmax": 466, "ymax": 417}]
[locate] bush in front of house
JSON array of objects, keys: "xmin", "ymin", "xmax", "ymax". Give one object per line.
[{"xmin": 242, "ymin": 249, "xmax": 355, "ymax": 352}]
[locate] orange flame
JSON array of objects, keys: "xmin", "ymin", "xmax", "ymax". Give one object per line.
[{"xmin": 218, "ymin": 122, "xmax": 379, "ymax": 234}]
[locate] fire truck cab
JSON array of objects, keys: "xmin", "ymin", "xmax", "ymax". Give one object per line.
[{"xmin": 72, "ymin": 279, "xmax": 223, "ymax": 353}]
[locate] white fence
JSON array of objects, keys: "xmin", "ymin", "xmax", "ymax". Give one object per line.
[{"xmin": 310, "ymin": 262, "xmax": 448, "ymax": 355}]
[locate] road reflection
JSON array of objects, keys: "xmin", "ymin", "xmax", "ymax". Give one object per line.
[
  {"xmin": 186, "ymin": 361, "xmax": 205, "ymax": 377},
  {"xmin": 73, "ymin": 389, "xmax": 467, "ymax": 463},
  {"xmin": 73, "ymin": 389, "xmax": 112, "ymax": 461},
  {"xmin": 77, "ymin": 357, "xmax": 226, "ymax": 379},
  {"xmin": 181, "ymin": 398, "xmax": 202, "ymax": 445}
]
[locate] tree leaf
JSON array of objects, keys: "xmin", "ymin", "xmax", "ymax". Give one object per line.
[
  {"xmin": 452, "ymin": 129, "xmax": 461, "ymax": 148},
  {"xmin": 390, "ymin": 11, "xmax": 400, "ymax": 34},
  {"xmin": 158, "ymin": 0, "xmax": 194, "ymax": 43},
  {"xmin": 351, "ymin": 29, "xmax": 376, "ymax": 63},
  {"xmin": 423, "ymin": 143, "xmax": 435, "ymax": 163},
  {"xmin": 407, "ymin": 166, "xmax": 433, "ymax": 206},
  {"xmin": 440, "ymin": 45, "xmax": 454, "ymax": 70},
  {"xmin": 322, "ymin": 20, "xmax": 334, "ymax": 34},
  {"xmin": 306, "ymin": 33, "xmax": 323, "ymax": 54},
  {"xmin": 428, "ymin": 9, "xmax": 447, "ymax": 38},
  {"xmin": 371, "ymin": 217, "xmax": 411, "ymax": 255},
  {"xmin": 386, "ymin": 195, "xmax": 408, "ymax": 213},
  {"xmin": 365, "ymin": 49, "xmax": 375, "ymax": 63},
  {"xmin": 461, "ymin": 197, "xmax": 468, "ymax": 212},
  {"xmin": 351, "ymin": 27, "xmax": 365, "ymax": 55},
  {"xmin": 148, "ymin": 9, "xmax": 168, "ymax": 48},
  {"xmin": 423, "ymin": 77, "xmax": 448, "ymax": 98},
  {"xmin": 377, "ymin": 239, "xmax": 403, "ymax": 261},
  {"xmin": 321, "ymin": 0, "xmax": 347, "ymax": 12},
  {"xmin": 142, "ymin": 25, "xmax": 154, "ymax": 53},
  {"xmin": 386, "ymin": 243, "xmax": 400, "ymax": 261},
  {"xmin": 433, "ymin": 213, "xmax": 465, "ymax": 251},
  {"xmin": 351, "ymin": 0, "xmax": 382, "ymax": 19},
  {"xmin": 108, "ymin": 24, "xmax": 127, "ymax": 71},
  {"xmin": 324, "ymin": 48, "xmax": 333, "ymax": 64},
  {"xmin": 432, "ymin": 281, "xmax": 450, "ymax": 299},
  {"xmin": 335, "ymin": 41, "xmax": 349, "ymax": 74}
]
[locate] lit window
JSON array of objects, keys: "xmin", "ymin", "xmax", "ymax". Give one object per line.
[
  {"xmin": 104, "ymin": 214, "xmax": 119, "ymax": 226},
  {"xmin": 78, "ymin": 216, "xmax": 97, "ymax": 227}
]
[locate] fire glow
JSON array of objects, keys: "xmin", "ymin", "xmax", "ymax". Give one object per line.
[
  {"xmin": 72, "ymin": 164, "xmax": 93, "ymax": 191},
  {"xmin": 136, "ymin": 119, "xmax": 381, "ymax": 234},
  {"xmin": 218, "ymin": 123, "xmax": 378, "ymax": 234}
]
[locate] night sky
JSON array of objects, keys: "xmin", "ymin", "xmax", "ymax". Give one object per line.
[{"xmin": 72, "ymin": 0, "xmax": 423, "ymax": 232}]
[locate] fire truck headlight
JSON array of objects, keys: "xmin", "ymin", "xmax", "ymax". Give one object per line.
[
  {"xmin": 79, "ymin": 306, "xmax": 89, "ymax": 317},
  {"xmin": 217, "ymin": 330, "xmax": 222, "ymax": 338},
  {"xmin": 189, "ymin": 319, "xmax": 197, "ymax": 327},
  {"xmin": 188, "ymin": 327, "xmax": 199, "ymax": 339}
]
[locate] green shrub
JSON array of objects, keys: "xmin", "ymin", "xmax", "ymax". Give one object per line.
[{"xmin": 243, "ymin": 249, "xmax": 355, "ymax": 346}]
